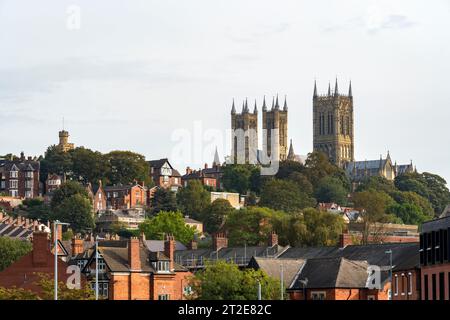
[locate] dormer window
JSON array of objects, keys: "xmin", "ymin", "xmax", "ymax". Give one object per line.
[
  {"xmin": 152, "ymin": 261, "xmax": 170, "ymax": 272},
  {"xmin": 10, "ymin": 170, "xmax": 18, "ymax": 178}
]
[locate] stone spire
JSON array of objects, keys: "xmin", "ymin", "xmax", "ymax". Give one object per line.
[
  {"xmin": 262, "ymin": 95, "xmax": 267, "ymax": 112},
  {"xmin": 213, "ymin": 147, "xmax": 220, "ymax": 167},
  {"xmin": 313, "ymin": 80, "xmax": 318, "ymax": 98},
  {"xmin": 271, "ymin": 96, "xmax": 275, "ymax": 110},
  {"xmin": 283, "ymin": 95, "xmax": 288, "ymax": 111},
  {"xmin": 287, "ymin": 139, "xmax": 295, "ymax": 160},
  {"xmin": 244, "ymin": 98, "xmax": 249, "ymax": 113},
  {"xmin": 275, "ymin": 94, "xmax": 280, "ymax": 110},
  {"xmin": 328, "ymin": 82, "xmax": 331, "ymax": 96},
  {"xmin": 241, "ymin": 100, "xmax": 245, "ymax": 113},
  {"xmin": 334, "ymin": 78, "xmax": 339, "ymax": 96},
  {"xmin": 253, "ymin": 99, "xmax": 258, "ymax": 114},
  {"xmin": 231, "ymin": 99, "xmax": 236, "ymax": 114},
  {"xmin": 348, "ymin": 80, "xmax": 352, "ymax": 97}
]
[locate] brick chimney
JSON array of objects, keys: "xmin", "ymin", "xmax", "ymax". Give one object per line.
[
  {"xmin": 204, "ymin": 163, "xmax": 208, "ymax": 169},
  {"xmin": 32, "ymin": 232, "xmax": 49, "ymax": 267},
  {"xmin": 339, "ymin": 231, "xmax": 353, "ymax": 248},
  {"xmin": 268, "ymin": 231, "xmax": 278, "ymax": 247},
  {"xmin": 187, "ymin": 239, "xmax": 197, "ymax": 250},
  {"xmin": 212, "ymin": 233, "xmax": 228, "ymax": 251},
  {"xmin": 164, "ymin": 234, "xmax": 176, "ymax": 271},
  {"xmin": 71, "ymin": 237, "xmax": 84, "ymax": 256},
  {"xmin": 128, "ymin": 237, "xmax": 141, "ymax": 271},
  {"xmin": 0, "ymin": 211, "xmax": 3, "ymax": 221}
]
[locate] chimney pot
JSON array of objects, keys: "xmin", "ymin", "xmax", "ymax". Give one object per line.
[{"xmin": 128, "ymin": 237, "xmax": 141, "ymax": 271}]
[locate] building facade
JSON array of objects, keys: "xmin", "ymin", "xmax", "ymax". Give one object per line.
[
  {"xmin": 313, "ymin": 80, "xmax": 354, "ymax": 167},
  {"xmin": 0, "ymin": 153, "xmax": 40, "ymax": 198},
  {"xmin": 57, "ymin": 130, "xmax": 75, "ymax": 152},
  {"xmin": 231, "ymin": 99, "xmax": 258, "ymax": 164},
  {"xmin": 262, "ymin": 95, "xmax": 288, "ymax": 162},
  {"xmin": 148, "ymin": 158, "xmax": 182, "ymax": 192},
  {"xmin": 104, "ymin": 183, "xmax": 147, "ymax": 210}
]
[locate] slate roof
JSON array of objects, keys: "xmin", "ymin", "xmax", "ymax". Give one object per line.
[
  {"xmin": 421, "ymin": 215, "xmax": 450, "ymax": 233},
  {"xmin": 248, "ymin": 257, "xmax": 305, "ymax": 287},
  {"xmin": 144, "ymin": 240, "xmax": 187, "ymax": 252},
  {"xmin": 289, "ymin": 257, "xmax": 370, "ymax": 289}
]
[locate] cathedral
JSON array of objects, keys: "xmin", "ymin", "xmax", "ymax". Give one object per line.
[
  {"xmin": 312, "ymin": 79, "xmax": 354, "ymax": 168},
  {"xmin": 231, "ymin": 95, "xmax": 290, "ymax": 165}
]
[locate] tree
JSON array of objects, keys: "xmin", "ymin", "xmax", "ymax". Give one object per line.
[
  {"xmin": 70, "ymin": 147, "xmax": 109, "ymax": 184},
  {"xmin": 287, "ymin": 172, "xmax": 313, "ymax": 196},
  {"xmin": 352, "ymin": 190, "xmax": 395, "ymax": 244},
  {"xmin": 39, "ymin": 145, "xmax": 73, "ymax": 182},
  {"xmin": 139, "ymin": 211, "xmax": 196, "ymax": 244},
  {"xmin": 275, "ymin": 160, "xmax": 305, "ymax": 180},
  {"xmin": 0, "ymin": 237, "xmax": 32, "ymax": 271},
  {"xmin": 387, "ymin": 203, "xmax": 430, "ymax": 225},
  {"xmin": 53, "ymin": 194, "xmax": 95, "ymax": 233},
  {"xmin": 224, "ymin": 207, "xmax": 286, "ymax": 246},
  {"xmin": 222, "ymin": 164, "xmax": 260, "ymax": 195},
  {"xmin": 259, "ymin": 179, "xmax": 316, "ymax": 212},
  {"xmin": 190, "ymin": 261, "xmax": 280, "ymax": 300},
  {"xmin": 151, "ymin": 188, "xmax": 178, "ymax": 214},
  {"xmin": 50, "ymin": 181, "xmax": 89, "ymax": 209},
  {"xmin": 356, "ymin": 176, "xmax": 396, "ymax": 194},
  {"xmin": 303, "ymin": 151, "xmax": 340, "ymax": 187},
  {"xmin": 314, "ymin": 176, "xmax": 348, "ymax": 205},
  {"xmin": 390, "ymin": 191, "xmax": 434, "ymax": 218},
  {"xmin": 104, "ymin": 151, "xmax": 151, "ymax": 185},
  {"xmin": 177, "ymin": 180, "xmax": 210, "ymax": 220},
  {"xmin": 201, "ymin": 199, "xmax": 235, "ymax": 234},
  {"xmin": 17, "ymin": 198, "xmax": 52, "ymax": 221}
]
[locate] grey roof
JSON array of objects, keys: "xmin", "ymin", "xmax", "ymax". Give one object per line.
[
  {"xmin": 248, "ymin": 257, "xmax": 305, "ymax": 287},
  {"xmin": 289, "ymin": 257, "xmax": 370, "ymax": 289},
  {"xmin": 421, "ymin": 215, "xmax": 450, "ymax": 233},
  {"xmin": 144, "ymin": 240, "xmax": 186, "ymax": 252}
]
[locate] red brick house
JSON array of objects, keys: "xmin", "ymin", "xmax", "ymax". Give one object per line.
[
  {"xmin": 86, "ymin": 181, "xmax": 107, "ymax": 213},
  {"xmin": 0, "ymin": 153, "xmax": 40, "ymax": 198},
  {"xmin": 0, "ymin": 231, "xmax": 77, "ymax": 294},
  {"xmin": 419, "ymin": 214, "xmax": 450, "ymax": 300},
  {"xmin": 45, "ymin": 173, "xmax": 63, "ymax": 194},
  {"xmin": 182, "ymin": 165, "xmax": 217, "ymax": 189},
  {"xmin": 392, "ymin": 243, "xmax": 421, "ymax": 300},
  {"xmin": 81, "ymin": 235, "xmax": 192, "ymax": 300},
  {"xmin": 104, "ymin": 183, "xmax": 146, "ymax": 210},
  {"xmin": 148, "ymin": 159, "xmax": 182, "ymax": 192}
]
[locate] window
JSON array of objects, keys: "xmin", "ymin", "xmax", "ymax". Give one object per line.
[
  {"xmin": 25, "ymin": 180, "xmax": 33, "ymax": 189},
  {"xmin": 174, "ymin": 178, "xmax": 178, "ymax": 184},
  {"xmin": 401, "ymin": 274, "xmax": 405, "ymax": 295},
  {"xmin": 158, "ymin": 294, "xmax": 170, "ymax": 300},
  {"xmin": 439, "ymin": 272, "xmax": 445, "ymax": 301},
  {"xmin": 153, "ymin": 261, "xmax": 170, "ymax": 272},
  {"xmin": 407, "ymin": 273, "xmax": 413, "ymax": 295},
  {"xmin": 424, "ymin": 274, "xmax": 429, "ymax": 300},
  {"xmin": 183, "ymin": 286, "xmax": 193, "ymax": 296},
  {"xmin": 10, "ymin": 171, "xmax": 18, "ymax": 178},
  {"xmin": 367, "ymin": 295, "xmax": 375, "ymax": 300},
  {"xmin": 101, "ymin": 283, "xmax": 109, "ymax": 298},
  {"xmin": 97, "ymin": 259, "xmax": 106, "ymax": 271},
  {"xmin": 9, "ymin": 190, "xmax": 18, "ymax": 197},
  {"xmin": 163, "ymin": 175, "xmax": 169, "ymax": 182},
  {"xmin": 394, "ymin": 274, "xmax": 399, "ymax": 296},
  {"xmin": 311, "ymin": 291, "xmax": 326, "ymax": 300},
  {"xmin": 113, "ymin": 192, "xmax": 118, "ymax": 198},
  {"xmin": 98, "ymin": 193, "xmax": 102, "ymax": 199},
  {"xmin": 77, "ymin": 260, "xmax": 86, "ymax": 270},
  {"xmin": 432, "ymin": 274, "xmax": 437, "ymax": 300},
  {"xmin": 9, "ymin": 180, "xmax": 18, "ymax": 189},
  {"xmin": 25, "ymin": 191, "xmax": 32, "ymax": 198},
  {"xmin": 25, "ymin": 171, "xmax": 33, "ymax": 178}
]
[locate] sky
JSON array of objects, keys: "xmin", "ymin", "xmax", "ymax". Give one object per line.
[{"xmin": 1, "ymin": 0, "xmax": 449, "ymax": 183}]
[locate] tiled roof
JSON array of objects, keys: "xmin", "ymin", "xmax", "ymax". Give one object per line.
[
  {"xmin": 144, "ymin": 240, "xmax": 186, "ymax": 252},
  {"xmin": 249, "ymin": 257, "xmax": 305, "ymax": 288}
]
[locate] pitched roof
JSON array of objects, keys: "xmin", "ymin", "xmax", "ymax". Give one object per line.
[
  {"xmin": 289, "ymin": 257, "xmax": 370, "ymax": 289},
  {"xmin": 249, "ymin": 257, "xmax": 305, "ymax": 287},
  {"xmin": 148, "ymin": 158, "xmax": 169, "ymax": 169},
  {"xmin": 144, "ymin": 240, "xmax": 186, "ymax": 252}
]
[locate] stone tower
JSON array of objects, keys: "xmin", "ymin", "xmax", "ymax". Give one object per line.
[
  {"xmin": 313, "ymin": 79, "xmax": 354, "ymax": 167},
  {"xmin": 58, "ymin": 130, "xmax": 74, "ymax": 152},
  {"xmin": 262, "ymin": 95, "xmax": 288, "ymax": 162},
  {"xmin": 231, "ymin": 99, "xmax": 258, "ymax": 164}
]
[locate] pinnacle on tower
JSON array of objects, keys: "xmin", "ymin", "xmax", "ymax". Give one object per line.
[
  {"xmin": 241, "ymin": 100, "xmax": 245, "ymax": 113},
  {"xmin": 245, "ymin": 98, "xmax": 249, "ymax": 112},
  {"xmin": 213, "ymin": 147, "xmax": 220, "ymax": 167},
  {"xmin": 253, "ymin": 99, "xmax": 258, "ymax": 114},
  {"xmin": 262, "ymin": 95, "xmax": 267, "ymax": 112},
  {"xmin": 287, "ymin": 139, "xmax": 295, "ymax": 160},
  {"xmin": 313, "ymin": 80, "xmax": 318, "ymax": 98},
  {"xmin": 348, "ymin": 80, "xmax": 352, "ymax": 97},
  {"xmin": 283, "ymin": 95, "xmax": 288, "ymax": 111},
  {"xmin": 328, "ymin": 82, "xmax": 331, "ymax": 96},
  {"xmin": 231, "ymin": 99, "xmax": 236, "ymax": 114},
  {"xmin": 334, "ymin": 77, "xmax": 339, "ymax": 96},
  {"xmin": 271, "ymin": 96, "xmax": 275, "ymax": 110},
  {"xmin": 275, "ymin": 94, "xmax": 280, "ymax": 110}
]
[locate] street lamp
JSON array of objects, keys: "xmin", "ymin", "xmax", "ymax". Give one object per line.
[
  {"xmin": 95, "ymin": 235, "xmax": 105, "ymax": 300},
  {"xmin": 385, "ymin": 249, "xmax": 393, "ymax": 300},
  {"xmin": 257, "ymin": 280, "xmax": 262, "ymax": 300},
  {"xmin": 53, "ymin": 220, "xmax": 70, "ymax": 301}
]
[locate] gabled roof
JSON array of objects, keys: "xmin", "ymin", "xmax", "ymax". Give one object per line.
[
  {"xmin": 148, "ymin": 158, "xmax": 170, "ymax": 169},
  {"xmin": 289, "ymin": 257, "xmax": 370, "ymax": 289},
  {"xmin": 249, "ymin": 257, "xmax": 305, "ymax": 287}
]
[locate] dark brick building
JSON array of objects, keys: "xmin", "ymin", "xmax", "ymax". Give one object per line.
[{"xmin": 0, "ymin": 153, "xmax": 40, "ymax": 198}]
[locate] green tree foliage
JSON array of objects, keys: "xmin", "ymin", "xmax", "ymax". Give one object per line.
[
  {"xmin": 222, "ymin": 164, "xmax": 260, "ymax": 195},
  {"xmin": 352, "ymin": 190, "xmax": 395, "ymax": 244},
  {"xmin": 177, "ymin": 180, "xmax": 210, "ymax": 220},
  {"xmin": 314, "ymin": 176, "xmax": 348, "ymax": 205},
  {"xmin": 356, "ymin": 176, "xmax": 396, "ymax": 194},
  {"xmin": 390, "ymin": 191, "xmax": 434, "ymax": 217},
  {"xmin": 104, "ymin": 151, "xmax": 151, "ymax": 185},
  {"xmin": 224, "ymin": 207, "xmax": 285, "ymax": 246},
  {"xmin": 286, "ymin": 172, "xmax": 313, "ymax": 196},
  {"xmin": 303, "ymin": 151, "xmax": 340, "ymax": 187},
  {"xmin": 395, "ymin": 172, "xmax": 450, "ymax": 215},
  {"xmin": 190, "ymin": 261, "xmax": 280, "ymax": 300},
  {"xmin": 17, "ymin": 198, "xmax": 52, "ymax": 221},
  {"xmin": 387, "ymin": 203, "xmax": 430, "ymax": 225},
  {"xmin": 151, "ymin": 187, "xmax": 178, "ymax": 214},
  {"xmin": 280, "ymin": 209, "xmax": 345, "ymax": 247},
  {"xmin": 70, "ymin": 147, "xmax": 109, "ymax": 184},
  {"xmin": 201, "ymin": 199, "xmax": 235, "ymax": 234},
  {"xmin": 0, "ymin": 237, "xmax": 32, "ymax": 271},
  {"xmin": 53, "ymin": 194, "xmax": 95, "ymax": 233},
  {"xmin": 139, "ymin": 211, "xmax": 196, "ymax": 244},
  {"xmin": 275, "ymin": 160, "xmax": 305, "ymax": 180},
  {"xmin": 40, "ymin": 146, "xmax": 72, "ymax": 182},
  {"xmin": 259, "ymin": 179, "xmax": 316, "ymax": 212},
  {"xmin": 50, "ymin": 181, "xmax": 89, "ymax": 209}
]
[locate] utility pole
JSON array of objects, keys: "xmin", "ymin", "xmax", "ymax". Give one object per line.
[
  {"xmin": 53, "ymin": 220, "xmax": 69, "ymax": 300},
  {"xmin": 95, "ymin": 236, "xmax": 99, "ymax": 300},
  {"xmin": 280, "ymin": 264, "xmax": 284, "ymax": 300},
  {"xmin": 257, "ymin": 280, "xmax": 261, "ymax": 300},
  {"xmin": 385, "ymin": 249, "xmax": 393, "ymax": 300}
]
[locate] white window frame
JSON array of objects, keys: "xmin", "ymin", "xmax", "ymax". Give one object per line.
[
  {"xmin": 158, "ymin": 294, "xmax": 170, "ymax": 300},
  {"xmin": 394, "ymin": 274, "xmax": 399, "ymax": 296},
  {"xmin": 407, "ymin": 272, "xmax": 413, "ymax": 295},
  {"xmin": 311, "ymin": 291, "xmax": 326, "ymax": 300},
  {"xmin": 401, "ymin": 273, "xmax": 405, "ymax": 296},
  {"xmin": 10, "ymin": 171, "xmax": 18, "ymax": 178},
  {"xmin": 9, "ymin": 180, "xmax": 18, "ymax": 189}
]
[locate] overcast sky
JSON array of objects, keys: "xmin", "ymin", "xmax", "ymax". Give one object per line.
[{"xmin": 1, "ymin": 0, "xmax": 449, "ymax": 183}]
